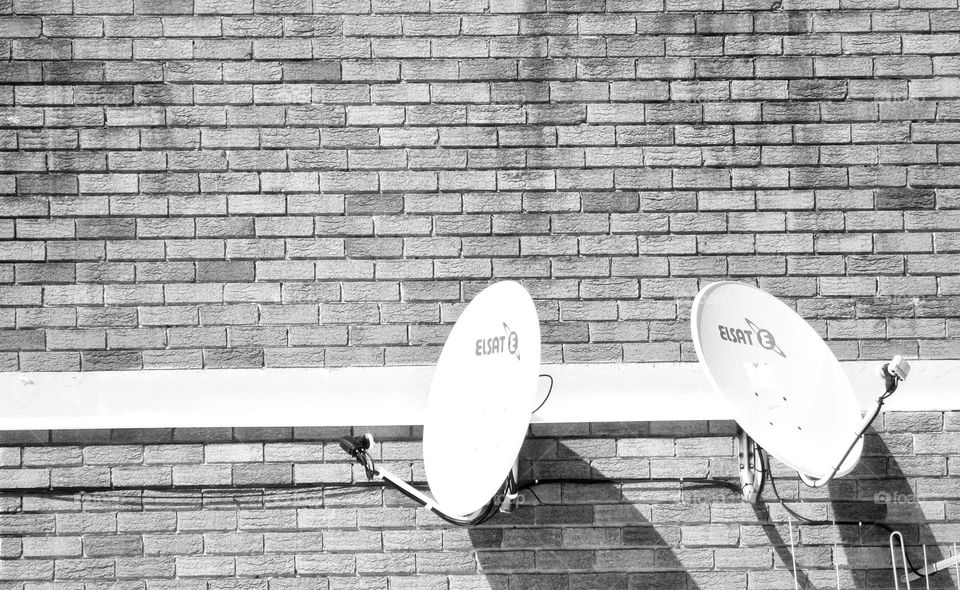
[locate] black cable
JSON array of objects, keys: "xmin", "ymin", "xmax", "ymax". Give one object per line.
[
  {"xmin": 428, "ymin": 483, "xmax": 502, "ymax": 527},
  {"xmin": 358, "ymin": 449, "xmax": 377, "ymax": 480},
  {"xmin": 762, "ymin": 448, "xmax": 923, "ymax": 577},
  {"xmin": 470, "ymin": 496, "xmax": 501, "ymax": 526},
  {"xmin": 525, "ymin": 485, "xmax": 543, "ymax": 505},
  {"xmin": 804, "ymin": 385, "xmax": 893, "ymax": 487},
  {"xmin": 0, "ymin": 482, "xmax": 382, "ymax": 512},
  {"xmin": 0, "ymin": 482, "xmax": 340, "ymax": 495},
  {"xmin": 358, "ymin": 450, "xmax": 502, "ymax": 527},
  {"xmin": 432, "ymin": 370, "xmax": 551, "ymax": 525},
  {"xmin": 464, "ymin": 470, "xmax": 517, "ymax": 526},
  {"xmin": 755, "ymin": 444, "xmax": 767, "ymax": 499},
  {"xmin": 532, "ymin": 373, "xmax": 554, "ymax": 414},
  {"xmin": 517, "ymin": 476, "xmax": 742, "ymax": 496}
]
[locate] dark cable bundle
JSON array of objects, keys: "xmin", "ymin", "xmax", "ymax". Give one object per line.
[
  {"xmin": 761, "ymin": 447, "xmax": 923, "ymax": 577},
  {"xmin": 338, "ymin": 435, "xmax": 377, "ymax": 480}
]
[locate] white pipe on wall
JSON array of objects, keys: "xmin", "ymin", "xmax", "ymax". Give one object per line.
[{"xmin": 0, "ymin": 360, "xmax": 955, "ymax": 430}]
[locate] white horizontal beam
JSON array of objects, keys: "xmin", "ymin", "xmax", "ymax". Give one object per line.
[{"xmin": 0, "ymin": 360, "xmax": 955, "ymax": 431}]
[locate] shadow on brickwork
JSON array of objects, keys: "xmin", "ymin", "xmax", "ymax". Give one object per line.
[
  {"xmin": 841, "ymin": 430, "xmax": 955, "ymax": 589},
  {"xmin": 2, "ymin": 424, "xmax": 956, "ymax": 590},
  {"xmin": 461, "ymin": 422, "xmax": 960, "ymax": 590},
  {"xmin": 750, "ymin": 429, "xmax": 957, "ymax": 589},
  {"xmin": 465, "ymin": 423, "xmax": 737, "ymax": 590},
  {"xmin": 0, "ymin": 425, "xmax": 721, "ymax": 590}
]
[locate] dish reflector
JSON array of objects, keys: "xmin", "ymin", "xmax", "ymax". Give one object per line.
[
  {"xmin": 423, "ymin": 281, "xmax": 541, "ymax": 519},
  {"xmin": 691, "ymin": 281, "xmax": 863, "ymax": 480}
]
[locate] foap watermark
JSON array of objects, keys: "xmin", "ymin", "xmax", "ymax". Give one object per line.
[
  {"xmin": 686, "ymin": 491, "xmax": 745, "ymax": 505},
  {"xmin": 874, "ymin": 490, "xmax": 917, "ymax": 505}
]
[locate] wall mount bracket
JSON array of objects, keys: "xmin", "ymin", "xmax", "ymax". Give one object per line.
[{"xmin": 736, "ymin": 429, "xmax": 763, "ymax": 503}]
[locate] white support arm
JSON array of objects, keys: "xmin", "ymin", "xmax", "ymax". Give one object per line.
[{"xmin": 374, "ymin": 465, "xmax": 440, "ymax": 511}]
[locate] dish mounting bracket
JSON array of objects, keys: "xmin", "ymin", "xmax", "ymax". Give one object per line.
[
  {"xmin": 737, "ymin": 428, "xmax": 763, "ymax": 503},
  {"xmin": 338, "ymin": 432, "xmax": 487, "ymax": 526},
  {"xmin": 498, "ymin": 459, "xmax": 520, "ymax": 514}
]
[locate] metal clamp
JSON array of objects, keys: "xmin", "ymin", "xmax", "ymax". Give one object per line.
[{"xmin": 737, "ymin": 429, "xmax": 763, "ymax": 503}]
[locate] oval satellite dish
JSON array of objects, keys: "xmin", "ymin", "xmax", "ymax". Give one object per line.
[
  {"xmin": 691, "ymin": 281, "xmax": 863, "ymax": 481},
  {"xmin": 423, "ymin": 280, "xmax": 541, "ymax": 519}
]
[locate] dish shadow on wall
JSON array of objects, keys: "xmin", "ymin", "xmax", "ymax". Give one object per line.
[
  {"xmin": 465, "ymin": 433, "xmax": 743, "ymax": 590},
  {"xmin": 753, "ymin": 430, "xmax": 955, "ymax": 589}
]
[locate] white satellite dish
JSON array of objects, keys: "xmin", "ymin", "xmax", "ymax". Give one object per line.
[
  {"xmin": 341, "ymin": 280, "xmax": 542, "ymax": 524},
  {"xmin": 423, "ymin": 280, "xmax": 541, "ymax": 519},
  {"xmin": 691, "ymin": 281, "xmax": 909, "ymax": 499}
]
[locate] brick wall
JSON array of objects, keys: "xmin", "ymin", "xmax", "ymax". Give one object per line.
[
  {"xmin": 0, "ymin": 415, "xmax": 957, "ymax": 589},
  {"xmin": 4, "ymin": 1, "xmax": 960, "ymax": 589},
  {"xmin": 2, "ymin": 0, "xmax": 960, "ymax": 370}
]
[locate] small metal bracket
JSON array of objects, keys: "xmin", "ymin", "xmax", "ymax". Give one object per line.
[
  {"xmin": 887, "ymin": 355, "xmax": 911, "ymax": 382},
  {"xmin": 498, "ymin": 459, "xmax": 520, "ymax": 514},
  {"xmin": 882, "ymin": 355, "xmax": 911, "ymax": 394},
  {"xmin": 736, "ymin": 428, "xmax": 764, "ymax": 503}
]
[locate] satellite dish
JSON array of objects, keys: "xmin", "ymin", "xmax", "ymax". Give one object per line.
[
  {"xmin": 423, "ymin": 280, "xmax": 541, "ymax": 518},
  {"xmin": 691, "ymin": 281, "xmax": 908, "ymax": 496},
  {"xmin": 340, "ymin": 280, "xmax": 542, "ymax": 524}
]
